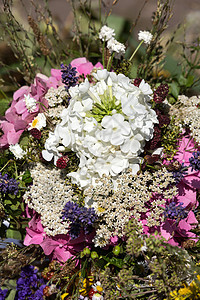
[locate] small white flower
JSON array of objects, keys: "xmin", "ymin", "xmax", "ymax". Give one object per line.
[
  {"xmin": 23, "ymin": 94, "xmax": 37, "ymax": 112},
  {"xmin": 138, "ymin": 30, "xmax": 153, "ymax": 45},
  {"xmin": 28, "ymin": 113, "xmax": 46, "ymax": 130},
  {"xmin": 99, "ymin": 25, "xmax": 115, "ymax": 41},
  {"xmin": 9, "ymin": 143, "xmax": 26, "ymax": 159},
  {"xmin": 107, "ymin": 38, "xmax": 126, "ymax": 58}
]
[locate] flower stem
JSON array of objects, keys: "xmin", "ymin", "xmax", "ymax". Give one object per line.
[
  {"xmin": 129, "ymin": 40, "xmax": 144, "ymax": 62},
  {"xmin": 107, "ymin": 52, "xmax": 115, "ymax": 71},
  {"xmin": 102, "ymin": 40, "xmax": 106, "ymax": 68},
  {"xmin": 0, "ymin": 159, "xmax": 13, "ymax": 172}
]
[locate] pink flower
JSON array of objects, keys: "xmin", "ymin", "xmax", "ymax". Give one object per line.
[
  {"xmin": 24, "ymin": 214, "xmax": 46, "ymax": 246},
  {"xmin": 160, "ymin": 211, "xmax": 198, "ymax": 246},
  {"xmin": 71, "ymin": 57, "xmax": 103, "ymax": 77},
  {"xmin": 40, "ymin": 231, "xmax": 95, "ymax": 263},
  {"xmin": 0, "ymin": 69, "xmax": 62, "ymax": 148}
]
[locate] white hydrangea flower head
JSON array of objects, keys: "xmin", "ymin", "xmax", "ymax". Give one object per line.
[
  {"xmin": 107, "ymin": 38, "xmax": 126, "ymax": 58},
  {"xmin": 9, "ymin": 143, "xmax": 26, "ymax": 159},
  {"xmin": 23, "ymin": 94, "xmax": 37, "ymax": 112},
  {"xmin": 28, "ymin": 113, "xmax": 46, "ymax": 130},
  {"xmin": 138, "ymin": 30, "xmax": 153, "ymax": 45},
  {"xmin": 99, "ymin": 25, "xmax": 115, "ymax": 41},
  {"xmin": 43, "ymin": 69, "xmax": 158, "ymax": 188}
]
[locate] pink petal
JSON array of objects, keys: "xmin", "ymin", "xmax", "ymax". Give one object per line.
[
  {"xmin": 94, "ymin": 62, "xmax": 103, "ymax": 69},
  {"xmin": 53, "ymin": 247, "xmax": 74, "ymax": 262},
  {"xmin": 15, "ymin": 100, "xmax": 27, "ymax": 114},
  {"xmin": 51, "ymin": 69, "xmax": 62, "ymax": 81},
  {"xmin": 13, "ymin": 86, "xmax": 29, "ymax": 101},
  {"xmin": 7, "ymin": 129, "xmax": 23, "ymax": 145},
  {"xmin": 40, "ymin": 238, "xmax": 59, "ymax": 255},
  {"xmin": 71, "ymin": 57, "xmax": 88, "ymax": 68},
  {"xmin": 77, "ymin": 62, "xmax": 94, "ymax": 76}
]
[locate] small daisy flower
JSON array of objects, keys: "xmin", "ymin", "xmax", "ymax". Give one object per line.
[
  {"xmin": 23, "ymin": 94, "xmax": 37, "ymax": 112},
  {"xmin": 28, "ymin": 113, "xmax": 46, "ymax": 130},
  {"xmin": 99, "ymin": 25, "xmax": 115, "ymax": 41},
  {"xmin": 138, "ymin": 30, "xmax": 153, "ymax": 45}
]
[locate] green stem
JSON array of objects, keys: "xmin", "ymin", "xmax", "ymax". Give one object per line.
[
  {"xmin": 129, "ymin": 40, "xmax": 144, "ymax": 62},
  {"xmin": 0, "ymin": 88, "xmax": 9, "ymax": 99},
  {"xmin": 107, "ymin": 52, "xmax": 115, "ymax": 71},
  {"xmin": 102, "ymin": 40, "xmax": 106, "ymax": 68},
  {"xmin": 0, "ymin": 159, "xmax": 13, "ymax": 172}
]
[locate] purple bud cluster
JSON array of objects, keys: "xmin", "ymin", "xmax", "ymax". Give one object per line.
[
  {"xmin": 164, "ymin": 201, "xmax": 188, "ymax": 223},
  {"xmin": 62, "ymin": 201, "xmax": 98, "ymax": 239},
  {"xmin": 173, "ymin": 163, "xmax": 188, "ymax": 184},
  {"xmin": 16, "ymin": 265, "xmax": 46, "ymax": 300},
  {"xmin": 61, "ymin": 63, "xmax": 78, "ymax": 90},
  {"xmin": 189, "ymin": 151, "xmax": 200, "ymax": 171},
  {"xmin": 0, "ymin": 173, "xmax": 19, "ymax": 195}
]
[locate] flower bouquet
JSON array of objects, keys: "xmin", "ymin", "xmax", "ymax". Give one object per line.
[{"xmin": 0, "ymin": 2, "xmax": 200, "ymax": 299}]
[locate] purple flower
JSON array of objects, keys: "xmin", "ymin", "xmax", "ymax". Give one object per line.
[
  {"xmin": 16, "ymin": 265, "xmax": 46, "ymax": 300},
  {"xmin": 62, "ymin": 201, "xmax": 98, "ymax": 239},
  {"xmin": 173, "ymin": 163, "xmax": 188, "ymax": 184},
  {"xmin": 61, "ymin": 63, "xmax": 78, "ymax": 90},
  {"xmin": 0, "ymin": 173, "xmax": 19, "ymax": 195},
  {"xmin": 0, "ymin": 288, "xmax": 8, "ymax": 300},
  {"xmin": 164, "ymin": 201, "xmax": 188, "ymax": 223},
  {"xmin": 189, "ymin": 151, "xmax": 200, "ymax": 171}
]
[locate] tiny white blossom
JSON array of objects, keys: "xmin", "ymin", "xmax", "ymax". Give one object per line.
[
  {"xmin": 28, "ymin": 113, "xmax": 46, "ymax": 130},
  {"xmin": 23, "ymin": 94, "xmax": 37, "ymax": 112},
  {"xmin": 9, "ymin": 143, "xmax": 26, "ymax": 159},
  {"xmin": 107, "ymin": 38, "xmax": 126, "ymax": 58},
  {"xmin": 99, "ymin": 25, "xmax": 115, "ymax": 41},
  {"xmin": 138, "ymin": 30, "xmax": 153, "ymax": 45}
]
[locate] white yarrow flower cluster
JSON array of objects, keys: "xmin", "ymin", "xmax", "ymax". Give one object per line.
[
  {"xmin": 23, "ymin": 163, "xmax": 76, "ymax": 236},
  {"xmin": 99, "ymin": 25, "xmax": 115, "ymax": 41},
  {"xmin": 9, "ymin": 143, "xmax": 26, "ymax": 159},
  {"xmin": 43, "ymin": 70, "xmax": 158, "ymax": 188},
  {"xmin": 138, "ymin": 30, "xmax": 153, "ymax": 45}
]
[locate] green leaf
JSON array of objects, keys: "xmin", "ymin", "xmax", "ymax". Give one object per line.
[
  {"xmin": 6, "ymin": 228, "xmax": 22, "ymax": 240},
  {"xmin": 5, "ymin": 289, "xmax": 17, "ymax": 300},
  {"xmin": 22, "ymin": 169, "xmax": 32, "ymax": 184},
  {"xmin": 170, "ymin": 82, "xmax": 180, "ymax": 99},
  {"xmin": 19, "ymin": 135, "xmax": 29, "ymax": 147},
  {"xmin": 102, "ymin": 255, "xmax": 124, "ymax": 268},
  {"xmin": 178, "ymin": 75, "xmax": 187, "ymax": 86},
  {"xmin": 0, "ymin": 98, "xmax": 10, "ymax": 116},
  {"xmin": 186, "ymin": 75, "xmax": 194, "ymax": 87}
]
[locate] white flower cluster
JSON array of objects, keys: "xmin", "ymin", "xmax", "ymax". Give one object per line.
[
  {"xmin": 99, "ymin": 25, "xmax": 125, "ymax": 58},
  {"xmin": 99, "ymin": 25, "xmax": 115, "ymax": 41},
  {"xmin": 23, "ymin": 163, "xmax": 76, "ymax": 236},
  {"xmin": 43, "ymin": 69, "xmax": 158, "ymax": 188},
  {"xmin": 23, "ymin": 94, "xmax": 37, "ymax": 112},
  {"xmin": 169, "ymin": 95, "xmax": 200, "ymax": 144},
  {"xmin": 45, "ymin": 86, "xmax": 68, "ymax": 107},
  {"xmin": 84, "ymin": 167, "xmax": 177, "ymax": 247},
  {"xmin": 138, "ymin": 30, "xmax": 153, "ymax": 45},
  {"xmin": 9, "ymin": 143, "xmax": 26, "ymax": 159}
]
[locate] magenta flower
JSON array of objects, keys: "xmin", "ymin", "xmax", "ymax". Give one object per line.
[
  {"xmin": 0, "ymin": 69, "xmax": 62, "ymax": 148},
  {"xmin": 24, "ymin": 214, "xmax": 46, "ymax": 246},
  {"xmin": 71, "ymin": 57, "xmax": 103, "ymax": 77},
  {"xmin": 40, "ymin": 231, "xmax": 95, "ymax": 263}
]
